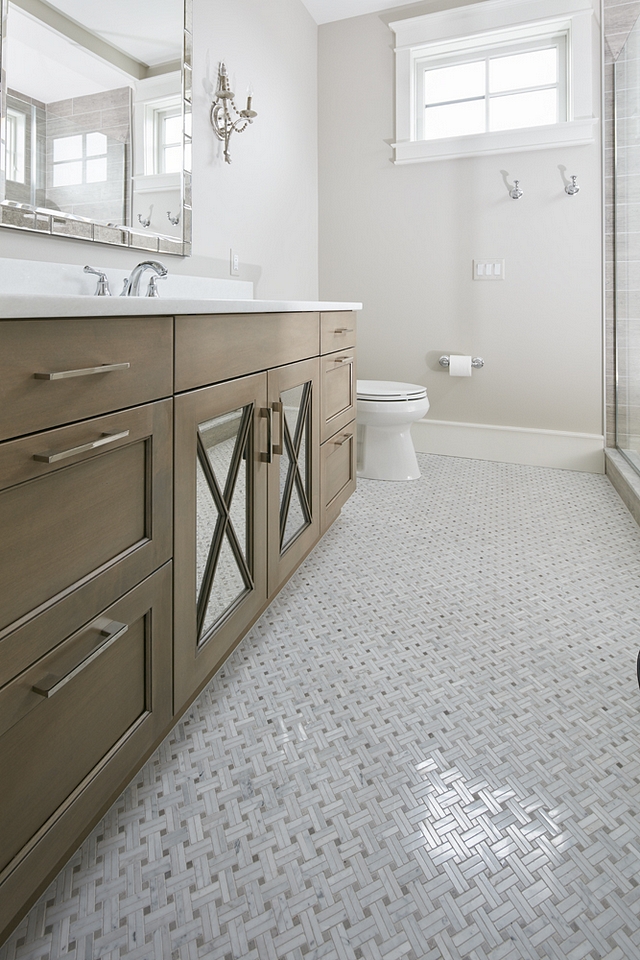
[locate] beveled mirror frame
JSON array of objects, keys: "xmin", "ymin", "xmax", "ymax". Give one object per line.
[{"xmin": 0, "ymin": 0, "xmax": 192, "ymax": 256}]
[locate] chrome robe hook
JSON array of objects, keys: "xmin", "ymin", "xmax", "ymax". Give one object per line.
[{"xmin": 565, "ymin": 175, "xmax": 580, "ymax": 196}]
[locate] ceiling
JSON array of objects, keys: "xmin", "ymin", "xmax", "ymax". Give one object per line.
[
  {"xmin": 42, "ymin": 0, "xmax": 183, "ymax": 65},
  {"xmin": 299, "ymin": 0, "xmax": 419, "ymax": 24}
]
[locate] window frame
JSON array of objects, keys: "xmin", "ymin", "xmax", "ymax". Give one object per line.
[
  {"xmin": 143, "ymin": 95, "xmax": 183, "ymax": 176},
  {"xmin": 390, "ymin": 0, "xmax": 597, "ymax": 164},
  {"xmin": 5, "ymin": 107, "xmax": 26, "ymax": 184}
]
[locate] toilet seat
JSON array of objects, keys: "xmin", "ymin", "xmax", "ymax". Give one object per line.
[{"xmin": 357, "ymin": 379, "xmax": 427, "ymax": 402}]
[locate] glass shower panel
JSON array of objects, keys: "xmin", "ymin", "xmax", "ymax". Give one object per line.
[{"xmin": 616, "ymin": 18, "xmax": 640, "ymax": 473}]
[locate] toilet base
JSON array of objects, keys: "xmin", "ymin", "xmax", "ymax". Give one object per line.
[{"xmin": 357, "ymin": 423, "xmax": 421, "ymax": 481}]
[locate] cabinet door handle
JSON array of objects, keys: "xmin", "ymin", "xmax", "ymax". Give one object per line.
[
  {"xmin": 33, "ymin": 362, "xmax": 131, "ymax": 380},
  {"xmin": 272, "ymin": 400, "xmax": 284, "ymax": 456},
  {"xmin": 334, "ymin": 434, "xmax": 351, "ymax": 446},
  {"xmin": 334, "ymin": 356, "xmax": 354, "ymax": 365},
  {"xmin": 333, "ymin": 328, "xmax": 354, "ymax": 334},
  {"xmin": 33, "ymin": 430, "xmax": 130, "ymax": 464},
  {"xmin": 260, "ymin": 407, "xmax": 272, "ymax": 463},
  {"xmin": 31, "ymin": 620, "xmax": 129, "ymax": 698}
]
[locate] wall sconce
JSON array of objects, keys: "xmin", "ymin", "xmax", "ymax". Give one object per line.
[{"xmin": 210, "ymin": 62, "xmax": 257, "ymax": 164}]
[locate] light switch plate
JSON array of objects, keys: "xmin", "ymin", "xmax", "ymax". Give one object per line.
[{"xmin": 473, "ymin": 259, "xmax": 505, "ymax": 280}]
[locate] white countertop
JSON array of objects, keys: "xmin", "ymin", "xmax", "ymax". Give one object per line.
[{"xmin": 0, "ymin": 296, "xmax": 362, "ymax": 319}]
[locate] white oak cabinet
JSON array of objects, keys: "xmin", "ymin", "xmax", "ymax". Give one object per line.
[{"xmin": 0, "ymin": 306, "xmax": 357, "ymax": 943}]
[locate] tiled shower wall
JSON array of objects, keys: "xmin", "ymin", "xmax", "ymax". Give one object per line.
[
  {"xmin": 45, "ymin": 87, "xmax": 130, "ymax": 225},
  {"xmin": 604, "ymin": 0, "xmax": 640, "ymax": 445}
]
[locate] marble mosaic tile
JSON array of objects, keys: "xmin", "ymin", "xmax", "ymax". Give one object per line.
[{"xmin": 2, "ymin": 454, "xmax": 640, "ymax": 960}]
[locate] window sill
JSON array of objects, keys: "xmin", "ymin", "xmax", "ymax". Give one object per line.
[
  {"xmin": 133, "ymin": 172, "xmax": 181, "ymax": 193},
  {"xmin": 392, "ymin": 117, "xmax": 597, "ymax": 164}
]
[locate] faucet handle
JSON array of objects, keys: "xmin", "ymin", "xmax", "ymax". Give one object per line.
[
  {"xmin": 84, "ymin": 265, "xmax": 112, "ymax": 296},
  {"xmin": 146, "ymin": 273, "xmax": 167, "ymax": 298}
]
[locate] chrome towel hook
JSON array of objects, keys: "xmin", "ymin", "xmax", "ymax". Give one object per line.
[
  {"xmin": 565, "ymin": 175, "xmax": 580, "ymax": 196},
  {"xmin": 510, "ymin": 180, "xmax": 523, "ymax": 200}
]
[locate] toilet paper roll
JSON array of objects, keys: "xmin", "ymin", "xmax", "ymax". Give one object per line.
[{"xmin": 449, "ymin": 355, "xmax": 472, "ymax": 377}]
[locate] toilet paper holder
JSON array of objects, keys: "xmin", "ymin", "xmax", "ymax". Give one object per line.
[{"xmin": 439, "ymin": 356, "xmax": 484, "ymax": 369}]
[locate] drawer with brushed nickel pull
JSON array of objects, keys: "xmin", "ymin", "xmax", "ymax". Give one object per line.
[
  {"xmin": 320, "ymin": 420, "xmax": 356, "ymax": 533},
  {"xmin": 0, "ymin": 399, "xmax": 172, "ymax": 664},
  {"xmin": 0, "ymin": 562, "xmax": 172, "ymax": 919},
  {"xmin": 321, "ymin": 349, "xmax": 356, "ymax": 442},
  {"xmin": 320, "ymin": 311, "xmax": 356, "ymax": 355},
  {"xmin": 0, "ymin": 316, "xmax": 173, "ymax": 441}
]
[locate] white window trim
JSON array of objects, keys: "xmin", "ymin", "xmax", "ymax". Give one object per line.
[
  {"xmin": 390, "ymin": 0, "xmax": 598, "ymax": 164},
  {"xmin": 143, "ymin": 96, "xmax": 182, "ymax": 176},
  {"xmin": 6, "ymin": 107, "xmax": 26, "ymax": 183}
]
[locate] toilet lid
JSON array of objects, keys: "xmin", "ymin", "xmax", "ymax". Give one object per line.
[{"xmin": 357, "ymin": 379, "xmax": 427, "ymax": 401}]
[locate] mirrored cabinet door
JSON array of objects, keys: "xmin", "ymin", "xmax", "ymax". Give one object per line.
[
  {"xmin": 268, "ymin": 357, "xmax": 320, "ymax": 596},
  {"xmin": 174, "ymin": 373, "xmax": 268, "ymax": 711}
]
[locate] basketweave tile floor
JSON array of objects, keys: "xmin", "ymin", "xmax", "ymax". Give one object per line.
[{"xmin": 3, "ymin": 453, "xmax": 640, "ymax": 960}]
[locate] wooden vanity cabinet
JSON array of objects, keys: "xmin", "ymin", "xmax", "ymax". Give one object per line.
[{"xmin": 0, "ymin": 307, "xmax": 358, "ymax": 943}]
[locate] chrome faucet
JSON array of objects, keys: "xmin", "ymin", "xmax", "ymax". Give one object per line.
[{"xmin": 121, "ymin": 260, "xmax": 168, "ymax": 297}]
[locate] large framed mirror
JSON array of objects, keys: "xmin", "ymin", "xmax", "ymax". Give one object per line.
[{"xmin": 0, "ymin": 0, "xmax": 192, "ymax": 255}]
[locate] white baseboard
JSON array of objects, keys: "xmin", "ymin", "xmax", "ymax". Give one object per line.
[{"xmin": 412, "ymin": 418, "xmax": 605, "ymax": 474}]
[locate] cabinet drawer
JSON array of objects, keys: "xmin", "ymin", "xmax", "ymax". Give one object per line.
[
  {"xmin": 321, "ymin": 350, "xmax": 356, "ymax": 443},
  {"xmin": 320, "ymin": 312, "xmax": 356, "ymax": 355},
  {"xmin": 0, "ymin": 316, "xmax": 173, "ymax": 441},
  {"xmin": 0, "ymin": 400, "xmax": 172, "ymax": 677},
  {"xmin": 0, "ymin": 564, "xmax": 172, "ymax": 920},
  {"xmin": 175, "ymin": 313, "xmax": 320, "ymax": 391},
  {"xmin": 321, "ymin": 421, "xmax": 356, "ymax": 533}
]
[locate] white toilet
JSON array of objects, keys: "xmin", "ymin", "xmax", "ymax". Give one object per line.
[{"xmin": 357, "ymin": 379, "xmax": 430, "ymax": 481}]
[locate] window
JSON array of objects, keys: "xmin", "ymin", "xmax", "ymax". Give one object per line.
[
  {"xmin": 391, "ymin": 0, "xmax": 596, "ymax": 163},
  {"xmin": 418, "ymin": 39, "xmax": 566, "ymax": 142},
  {"xmin": 143, "ymin": 96, "xmax": 182, "ymax": 176},
  {"xmin": 156, "ymin": 105, "xmax": 183, "ymax": 174},
  {"xmin": 51, "ymin": 132, "xmax": 108, "ymax": 187},
  {"xmin": 6, "ymin": 107, "xmax": 26, "ymax": 183}
]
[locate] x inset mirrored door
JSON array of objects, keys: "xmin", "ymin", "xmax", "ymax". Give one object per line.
[
  {"xmin": 174, "ymin": 372, "xmax": 268, "ymax": 711},
  {"xmin": 268, "ymin": 357, "xmax": 320, "ymax": 595}
]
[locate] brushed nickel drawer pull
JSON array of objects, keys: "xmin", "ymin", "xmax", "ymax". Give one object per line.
[
  {"xmin": 334, "ymin": 434, "xmax": 351, "ymax": 446},
  {"xmin": 272, "ymin": 400, "xmax": 283, "ymax": 456},
  {"xmin": 334, "ymin": 356, "xmax": 354, "ymax": 365},
  {"xmin": 33, "ymin": 430, "xmax": 130, "ymax": 464},
  {"xmin": 34, "ymin": 362, "xmax": 131, "ymax": 380},
  {"xmin": 31, "ymin": 620, "xmax": 129, "ymax": 699},
  {"xmin": 333, "ymin": 328, "xmax": 354, "ymax": 334},
  {"xmin": 260, "ymin": 407, "xmax": 272, "ymax": 463}
]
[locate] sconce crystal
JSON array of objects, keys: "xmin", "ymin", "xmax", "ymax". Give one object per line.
[{"xmin": 210, "ymin": 62, "xmax": 257, "ymax": 164}]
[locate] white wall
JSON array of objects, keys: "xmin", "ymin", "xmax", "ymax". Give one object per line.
[
  {"xmin": 0, "ymin": 0, "xmax": 319, "ymax": 301},
  {"xmin": 318, "ymin": 1, "xmax": 604, "ymax": 471}
]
